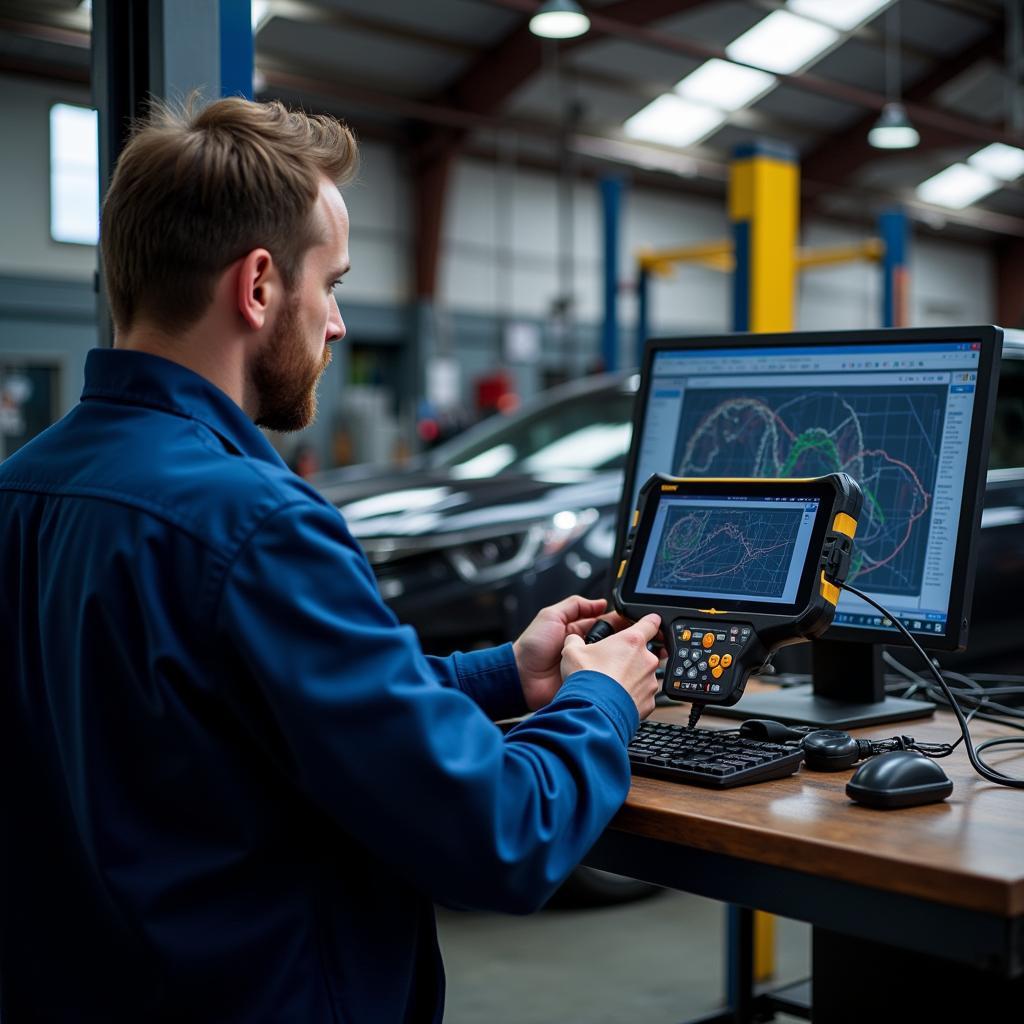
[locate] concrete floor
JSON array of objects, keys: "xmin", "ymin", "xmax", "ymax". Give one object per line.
[{"xmin": 437, "ymin": 887, "xmax": 811, "ymax": 1024}]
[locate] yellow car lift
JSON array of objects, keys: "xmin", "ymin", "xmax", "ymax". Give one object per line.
[{"xmin": 634, "ymin": 142, "xmax": 909, "ymax": 357}]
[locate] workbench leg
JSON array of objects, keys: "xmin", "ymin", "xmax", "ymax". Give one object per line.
[{"xmin": 726, "ymin": 905, "xmax": 755, "ymax": 1022}]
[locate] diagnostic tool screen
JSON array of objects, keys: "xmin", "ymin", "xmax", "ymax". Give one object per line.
[{"xmin": 633, "ymin": 494, "xmax": 820, "ymax": 606}]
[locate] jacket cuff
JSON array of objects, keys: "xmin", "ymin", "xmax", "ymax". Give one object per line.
[{"xmin": 450, "ymin": 643, "xmax": 528, "ymax": 721}]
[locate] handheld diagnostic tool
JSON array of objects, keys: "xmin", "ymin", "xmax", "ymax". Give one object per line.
[{"xmin": 614, "ymin": 474, "xmax": 863, "ymax": 709}]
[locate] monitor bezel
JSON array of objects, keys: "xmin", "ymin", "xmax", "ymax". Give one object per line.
[{"xmin": 617, "ymin": 326, "xmax": 1003, "ymax": 652}]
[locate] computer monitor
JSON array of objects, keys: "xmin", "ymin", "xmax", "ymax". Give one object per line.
[{"xmin": 619, "ymin": 326, "xmax": 1003, "ymax": 728}]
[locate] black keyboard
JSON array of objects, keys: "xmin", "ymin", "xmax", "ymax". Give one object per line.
[{"xmin": 628, "ymin": 721, "xmax": 804, "ymax": 788}]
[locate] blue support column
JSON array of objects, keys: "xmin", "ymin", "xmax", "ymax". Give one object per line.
[
  {"xmin": 600, "ymin": 176, "xmax": 623, "ymax": 372},
  {"xmin": 220, "ymin": 0, "xmax": 254, "ymax": 99},
  {"xmin": 636, "ymin": 265, "xmax": 650, "ymax": 369},
  {"xmin": 880, "ymin": 207, "xmax": 909, "ymax": 328}
]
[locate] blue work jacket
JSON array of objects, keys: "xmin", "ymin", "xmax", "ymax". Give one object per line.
[{"xmin": 0, "ymin": 348, "xmax": 638, "ymax": 1023}]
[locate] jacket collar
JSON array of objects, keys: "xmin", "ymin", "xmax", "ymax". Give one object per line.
[{"xmin": 81, "ymin": 348, "xmax": 287, "ymax": 466}]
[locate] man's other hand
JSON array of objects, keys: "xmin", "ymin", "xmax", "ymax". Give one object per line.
[
  {"xmin": 513, "ymin": 596, "xmax": 631, "ymax": 711},
  {"xmin": 561, "ymin": 614, "xmax": 662, "ymax": 720}
]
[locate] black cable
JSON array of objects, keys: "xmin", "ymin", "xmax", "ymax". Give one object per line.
[
  {"xmin": 839, "ymin": 582, "xmax": 1024, "ymax": 788},
  {"xmin": 882, "ymin": 651, "xmax": 1024, "ymax": 722}
]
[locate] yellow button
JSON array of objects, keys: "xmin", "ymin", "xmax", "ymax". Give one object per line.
[
  {"xmin": 712, "ymin": 666, "xmax": 724, "ymax": 679},
  {"xmin": 681, "ymin": 628, "xmax": 691, "ymax": 641},
  {"xmin": 702, "ymin": 633, "xmax": 714, "ymax": 649},
  {"xmin": 721, "ymin": 653, "xmax": 733, "ymax": 668},
  {"xmin": 708, "ymin": 654, "xmax": 720, "ymax": 668}
]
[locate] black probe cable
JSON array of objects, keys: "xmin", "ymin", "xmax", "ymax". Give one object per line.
[{"xmin": 841, "ymin": 581, "xmax": 1024, "ymax": 788}]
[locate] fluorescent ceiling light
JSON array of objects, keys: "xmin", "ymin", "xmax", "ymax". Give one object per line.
[
  {"xmin": 916, "ymin": 164, "xmax": 999, "ymax": 210},
  {"xmin": 785, "ymin": 0, "xmax": 891, "ymax": 32},
  {"xmin": 726, "ymin": 10, "xmax": 839, "ymax": 75},
  {"xmin": 967, "ymin": 143, "xmax": 1024, "ymax": 182},
  {"xmin": 623, "ymin": 94, "xmax": 726, "ymax": 149},
  {"xmin": 529, "ymin": 0, "xmax": 590, "ymax": 40},
  {"xmin": 675, "ymin": 59, "xmax": 776, "ymax": 113}
]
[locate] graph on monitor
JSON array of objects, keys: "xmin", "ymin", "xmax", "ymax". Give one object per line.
[
  {"xmin": 672, "ymin": 385, "xmax": 946, "ymax": 598},
  {"xmin": 647, "ymin": 504, "xmax": 803, "ymax": 600}
]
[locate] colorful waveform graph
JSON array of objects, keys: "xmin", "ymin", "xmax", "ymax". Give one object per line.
[
  {"xmin": 674, "ymin": 386, "xmax": 945, "ymax": 596},
  {"xmin": 649, "ymin": 505, "xmax": 803, "ymax": 600}
]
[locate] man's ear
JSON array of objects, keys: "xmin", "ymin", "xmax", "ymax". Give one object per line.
[{"xmin": 236, "ymin": 248, "xmax": 278, "ymax": 330}]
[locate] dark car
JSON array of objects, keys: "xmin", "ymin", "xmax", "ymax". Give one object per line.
[
  {"xmin": 314, "ymin": 340, "xmax": 1024, "ymax": 674},
  {"xmin": 313, "ymin": 372, "xmax": 637, "ymax": 655}
]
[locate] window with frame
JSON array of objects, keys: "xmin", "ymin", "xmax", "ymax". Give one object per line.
[{"xmin": 50, "ymin": 102, "xmax": 99, "ymax": 245}]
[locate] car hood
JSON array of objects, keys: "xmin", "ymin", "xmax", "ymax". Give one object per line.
[{"xmin": 314, "ymin": 467, "xmax": 625, "ymax": 540}]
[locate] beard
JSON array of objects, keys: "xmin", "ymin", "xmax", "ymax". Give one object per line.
[{"xmin": 252, "ymin": 295, "xmax": 331, "ymax": 433}]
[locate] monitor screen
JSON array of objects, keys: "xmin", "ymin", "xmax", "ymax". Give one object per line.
[
  {"xmin": 629, "ymin": 492, "xmax": 821, "ymax": 611},
  {"xmin": 624, "ymin": 330, "xmax": 1000, "ymax": 652}
]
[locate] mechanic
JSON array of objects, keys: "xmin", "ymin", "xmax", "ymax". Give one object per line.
[{"xmin": 0, "ymin": 97, "xmax": 661, "ymax": 1022}]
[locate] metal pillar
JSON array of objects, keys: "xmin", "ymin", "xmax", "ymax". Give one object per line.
[
  {"xmin": 600, "ymin": 175, "xmax": 623, "ymax": 372},
  {"xmin": 879, "ymin": 207, "xmax": 909, "ymax": 328},
  {"xmin": 728, "ymin": 141, "xmax": 799, "ymax": 333},
  {"xmin": 91, "ymin": 0, "xmax": 248, "ymax": 345},
  {"xmin": 723, "ymin": 140, "xmax": 800, "ymax": 1005},
  {"xmin": 635, "ymin": 265, "xmax": 650, "ymax": 370},
  {"xmin": 220, "ymin": 0, "xmax": 254, "ymax": 100}
]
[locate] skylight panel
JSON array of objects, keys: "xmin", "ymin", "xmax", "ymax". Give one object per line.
[
  {"xmin": 675, "ymin": 59, "xmax": 776, "ymax": 113},
  {"xmin": 785, "ymin": 0, "xmax": 891, "ymax": 32},
  {"xmin": 623, "ymin": 94, "xmax": 727, "ymax": 149},
  {"xmin": 967, "ymin": 143, "xmax": 1024, "ymax": 183},
  {"xmin": 725, "ymin": 10, "xmax": 839, "ymax": 75},
  {"xmin": 916, "ymin": 164, "xmax": 999, "ymax": 210}
]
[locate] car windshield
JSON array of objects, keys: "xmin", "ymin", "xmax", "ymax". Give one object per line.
[{"xmin": 434, "ymin": 387, "xmax": 635, "ymax": 478}]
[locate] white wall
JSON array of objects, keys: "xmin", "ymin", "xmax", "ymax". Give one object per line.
[{"xmin": 0, "ymin": 74, "xmax": 97, "ymax": 280}]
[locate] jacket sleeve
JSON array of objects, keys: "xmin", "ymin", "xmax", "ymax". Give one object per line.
[
  {"xmin": 423, "ymin": 646, "xmax": 529, "ymax": 722},
  {"xmin": 215, "ymin": 499, "xmax": 638, "ymax": 914}
]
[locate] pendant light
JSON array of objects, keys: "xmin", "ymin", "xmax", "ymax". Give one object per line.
[
  {"xmin": 869, "ymin": 2, "xmax": 919, "ymax": 149},
  {"xmin": 529, "ymin": 0, "xmax": 590, "ymax": 40}
]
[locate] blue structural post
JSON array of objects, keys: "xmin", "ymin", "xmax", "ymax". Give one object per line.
[
  {"xmin": 636, "ymin": 265, "xmax": 650, "ymax": 369},
  {"xmin": 601, "ymin": 176, "xmax": 623, "ymax": 372},
  {"xmin": 880, "ymin": 207, "xmax": 909, "ymax": 327},
  {"xmin": 220, "ymin": 0, "xmax": 254, "ymax": 99}
]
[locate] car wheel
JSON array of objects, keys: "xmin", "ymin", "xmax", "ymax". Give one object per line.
[{"xmin": 547, "ymin": 866, "xmax": 662, "ymax": 908}]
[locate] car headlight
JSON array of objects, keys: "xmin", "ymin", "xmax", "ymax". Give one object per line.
[{"xmin": 447, "ymin": 508, "xmax": 599, "ymax": 583}]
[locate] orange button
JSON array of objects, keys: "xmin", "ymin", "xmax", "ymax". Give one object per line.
[
  {"xmin": 708, "ymin": 654, "xmax": 720, "ymax": 668},
  {"xmin": 702, "ymin": 633, "xmax": 714, "ymax": 649},
  {"xmin": 681, "ymin": 629, "xmax": 691, "ymax": 641},
  {"xmin": 711, "ymin": 666, "xmax": 724, "ymax": 679},
  {"xmin": 721, "ymin": 653, "xmax": 733, "ymax": 668}
]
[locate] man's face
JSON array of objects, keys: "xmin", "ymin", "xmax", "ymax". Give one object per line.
[{"xmin": 252, "ymin": 179, "xmax": 349, "ymax": 433}]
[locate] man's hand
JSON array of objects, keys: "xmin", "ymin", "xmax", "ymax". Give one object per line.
[
  {"xmin": 561, "ymin": 614, "xmax": 662, "ymax": 720},
  {"xmin": 513, "ymin": 596, "xmax": 632, "ymax": 711}
]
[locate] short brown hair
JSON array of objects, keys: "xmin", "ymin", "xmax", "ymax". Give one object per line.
[{"xmin": 101, "ymin": 96, "xmax": 358, "ymax": 333}]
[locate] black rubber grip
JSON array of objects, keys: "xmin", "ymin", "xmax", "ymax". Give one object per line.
[{"xmin": 585, "ymin": 620, "xmax": 615, "ymax": 644}]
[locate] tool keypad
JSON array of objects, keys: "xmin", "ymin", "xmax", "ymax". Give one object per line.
[{"xmin": 665, "ymin": 620, "xmax": 752, "ymax": 699}]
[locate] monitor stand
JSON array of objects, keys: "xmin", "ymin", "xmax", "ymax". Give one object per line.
[{"xmin": 713, "ymin": 639, "xmax": 936, "ymax": 730}]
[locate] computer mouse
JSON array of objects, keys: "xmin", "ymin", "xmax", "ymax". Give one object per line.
[{"xmin": 846, "ymin": 750, "xmax": 953, "ymax": 809}]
